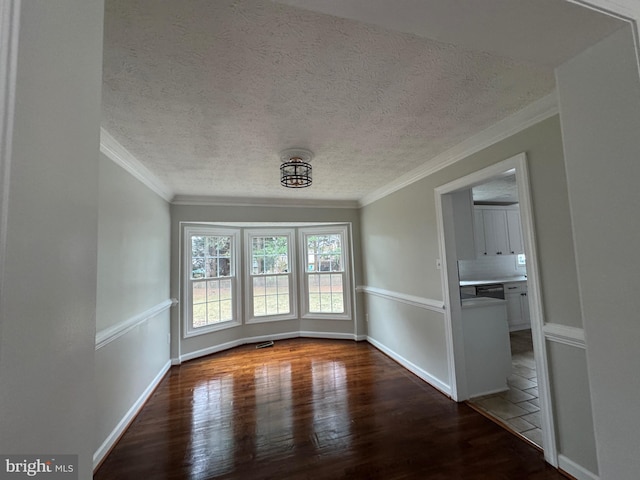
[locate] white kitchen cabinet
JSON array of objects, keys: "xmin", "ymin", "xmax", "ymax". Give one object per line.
[
  {"xmin": 473, "ymin": 209, "xmax": 486, "ymax": 258},
  {"xmin": 473, "ymin": 205, "xmax": 524, "ymax": 257},
  {"xmin": 504, "ymin": 281, "xmax": 530, "ymax": 331},
  {"xmin": 484, "ymin": 209, "xmax": 510, "ymax": 256},
  {"xmin": 506, "ymin": 209, "xmax": 524, "ymax": 255},
  {"xmin": 461, "ymin": 298, "xmax": 512, "ymax": 397}
]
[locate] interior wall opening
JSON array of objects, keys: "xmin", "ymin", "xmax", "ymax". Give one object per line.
[{"xmin": 435, "ymin": 152, "xmax": 558, "ymax": 466}]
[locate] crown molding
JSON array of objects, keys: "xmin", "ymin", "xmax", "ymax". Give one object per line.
[
  {"xmin": 359, "ymin": 91, "xmax": 559, "ymax": 207},
  {"xmin": 99, "ymin": 127, "xmax": 174, "ymax": 202},
  {"xmin": 171, "ymin": 194, "xmax": 359, "ymax": 209},
  {"xmin": 101, "ymin": 92, "xmax": 557, "ymax": 210}
]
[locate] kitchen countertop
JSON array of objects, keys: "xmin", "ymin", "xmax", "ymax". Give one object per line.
[{"xmin": 459, "ymin": 276, "xmax": 527, "ymax": 287}]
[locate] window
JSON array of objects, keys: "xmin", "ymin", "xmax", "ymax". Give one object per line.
[
  {"xmin": 300, "ymin": 225, "xmax": 351, "ymax": 320},
  {"xmin": 182, "ymin": 223, "xmax": 353, "ymax": 337},
  {"xmin": 183, "ymin": 225, "xmax": 241, "ymax": 337},
  {"xmin": 245, "ymin": 229, "xmax": 296, "ymax": 323}
]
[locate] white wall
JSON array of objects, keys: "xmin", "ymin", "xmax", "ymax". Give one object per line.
[
  {"xmin": 360, "ymin": 115, "xmax": 597, "ymax": 474},
  {"xmin": 170, "ymin": 204, "xmax": 364, "ymax": 361},
  {"xmin": 96, "ymin": 154, "xmax": 171, "ymax": 331},
  {"xmin": 556, "ymin": 24, "xmax": 640, "ymax": 479},
  {"xmin": 94, "ymin": 154, "xmax": 171, "ymax": 466},
  {"xmin": 0, "ymin": 1, "xmax": 104, "ymax": 478}
]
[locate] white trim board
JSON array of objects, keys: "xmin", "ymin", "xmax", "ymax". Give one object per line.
[
  {"xmin": 172, "ymin": 194, "xmax": 359, "ymax": 209},
  {"xmin": 558, "ymin": 454, "xmax": 599, "ymax": 480},
  {"xmin": 100, "ymin": 127, "xmax": 173, "ymax": 202},
  {"xmin": 356, "ymin": 285, "xmax": 445, "ymax": 313},
  {"xmin": 366, "ymin": 336, "xmax": 451, "ymax": 397},
  {"xmin": 95, "ymin": 299, "xmax": 175, "ymax": 350},
  {"xmin": 93, "ymin": 360, "xmax": 171, "ymax": 471},
  {"xmin": 543, "ymin": 323, "xmax": 586, "ymax": 349},
  {"xmin": 0, "ymin": 0, "xmax": 20, "ymax": 346},
  {"xmin": 359, "ymin": 92, "xmax": 558, "ymax": 207},
  {"xmin": 178, "ymin": 331, "xmax": 363, "ymax": 364}
]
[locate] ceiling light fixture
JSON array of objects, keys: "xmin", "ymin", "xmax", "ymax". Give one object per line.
[{"xmin": 280, "ymin": 148, "xmax": 313, "ymax": 188}]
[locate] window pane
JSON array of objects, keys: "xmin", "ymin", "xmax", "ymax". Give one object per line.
[
  {"xmin": 251, "ymin": 236, "xmax": 289, "ymax": 274},
  {"xmin": 191, "ymin": 235, "xmax": 233, "ymax": 279},
  {"xmin": 208, "ymin": 303, "xmax": 220, "ymax": 324},
  {"xmin": 219, "ymin": 300, "xmax": 233, "ymax": 322},
  {"xmin": 253, "ymin": 274, "xmax": 290, "ymax": 317},
  {"xmin": 308, "ymin": 273, "xmax": 344, "ymax": 313},
  {"xmin": 193, "ymin": 281, "xmax": 207, "ymax": 304},
  {"xmin": 330, "ymin": 274, "xmax": 344, "ymax": 313},
  {"xmin": 219, "ymin": 279, "xmax": 232, "ymax": 300},
  {"xmin": 253, "ymin": 296, "xmax": 267, "ymax": 316},
  {"xmin": 207, "ymin": 280, "xmax": 219, "ymax": 302},
  {"xmin": 306, "ymin": 234, "xmax": 342, "ymax": 272},
  {"xmin": 192, "ymin": 278, "xmax": 235, "ymax": 328},
  {"xmin": 277, "ymin": 275, "xmax": 289, "ymax": 293},
  {"xmin": 253, "ymin": 276, "xmax": 266, "ymax": 296},
  {"xmin": 277, "ymin": 294, "xmax": 290, "ymax": 313},
  {"xmin": 192, "ymin": 303, "xmax": 207, "ymax": 328}
]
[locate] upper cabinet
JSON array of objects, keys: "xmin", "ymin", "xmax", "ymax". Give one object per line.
[
  {"xmin": 474, "ymin": 205, "xmax": 524, "ymax": 256},
  {"xmin": 505, "ymin": 209, "xmax": 524, "ymax": 255}
]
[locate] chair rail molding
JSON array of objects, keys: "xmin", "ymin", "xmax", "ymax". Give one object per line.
[
  {"xmin": 356, "ymin": 285, "xmax": 445, "ymax": 313},
  {"xmin": 543, "ymin": 323, "xmax": 586, "ymax": 349},
  {"xmin": 95, "ymin": 299, "xmax": 176, "ymax": 350}
]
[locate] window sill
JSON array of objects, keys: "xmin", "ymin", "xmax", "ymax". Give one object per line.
[{"xmin": 184, "ymin": 319, "xmax": 242, "ymax": 338}]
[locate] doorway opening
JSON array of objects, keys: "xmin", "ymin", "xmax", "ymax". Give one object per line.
[{"xmin": 435, "ymin": 152, "xmax": 558, "ymax": 466}]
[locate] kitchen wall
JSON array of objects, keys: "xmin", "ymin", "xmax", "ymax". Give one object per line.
[
  {"xmin": 360, "ymin": 114, "xmax": 596, "ymax": 475},
  {"xmin": 94, "ymin": 153, "xmax": 172, "ymax": 467},
  {"xmin": 169, "ymin": 204, "xmax": 364, "ymax": 362},
  {"xmin": 458, "ymin": 255, "xmax": 526, "ymax": 281}
]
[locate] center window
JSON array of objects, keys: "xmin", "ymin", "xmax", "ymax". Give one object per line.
[{"xmin": 245, "ymin": 229, "xmax": 297, "ymax": 323}]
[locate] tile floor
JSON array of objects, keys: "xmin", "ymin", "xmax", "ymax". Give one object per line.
[{"xmin": 469, "ymin": 329, "xmax": 542, "ymax": 448}]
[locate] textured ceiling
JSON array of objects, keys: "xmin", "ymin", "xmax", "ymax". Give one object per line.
[{"xmin": 101, "ymin": 0, "xmax": 623, "ymax": 204}]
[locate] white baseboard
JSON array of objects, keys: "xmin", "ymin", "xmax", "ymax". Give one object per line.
[
  {"xmin": 93, "ymin": 360, "xmax": 171, "ymax": 471},
  {"xmin": 469, "ymin": 386, "xmax": 509, "ymax": 399},
  {"xmin": 299, "ymin": 330, "xmax": 361, "ymax": 341},
  {"xmin": 558, "ymin": 454, "xmax": 599, "ymax": 480},
  {"xmin": 366, "ymin": 336, "xmax": 451, "ymax": 396},
  {"xmin": 178, "ymin": 331, "xmax": 362, "ymax": 363}
]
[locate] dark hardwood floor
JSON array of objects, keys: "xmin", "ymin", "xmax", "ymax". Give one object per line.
[{"xmin": 94, "ymin": 338, "xmax": 567, "ymax": 479}]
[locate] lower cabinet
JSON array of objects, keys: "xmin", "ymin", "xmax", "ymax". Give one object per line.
[{"xmin": 504, "ymin": 282, "xmax": 530, "ymax": 331}]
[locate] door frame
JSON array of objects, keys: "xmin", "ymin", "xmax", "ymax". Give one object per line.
[{"xmin": 434, "ymin": 152, "xmax": 558, "ymax": 466}]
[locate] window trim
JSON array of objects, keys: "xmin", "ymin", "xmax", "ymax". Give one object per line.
[
  {"xmin": 182, "ymin": 225, "xmax": 242, "ymax": 338},
  {"xmin": 244, "ymin": 228, "xmax": 298, "ymax": 324},
  {"xmin": 298, "ymin": 224, "xmax": 352, "ymax": 321}
]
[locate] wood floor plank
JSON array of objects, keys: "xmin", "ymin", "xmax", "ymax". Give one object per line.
[{"xmin": 94, "ymin": 339, "xmax": 567, "ymax": 479}]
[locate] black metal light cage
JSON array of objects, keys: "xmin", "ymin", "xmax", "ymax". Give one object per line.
[{"xmin": 280, "ymin": 158, "xmax": 312, "ymax": 188}]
